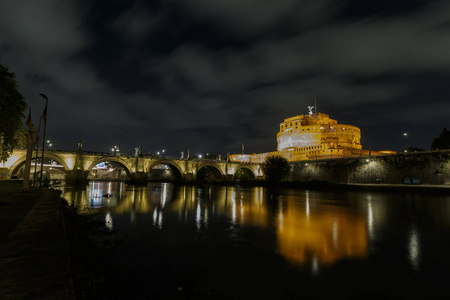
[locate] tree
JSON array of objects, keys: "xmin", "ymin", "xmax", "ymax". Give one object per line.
[
  {"xmin": 262, "ymin": 154, "xmax": 290, "ymax": 184},
  {"xmin": 431, "ymin": 128, "xmax": 450, "ymax": 150},
  {"xmin": 0, "ymin": 58, "xmax": 27, "ymax": 162}
]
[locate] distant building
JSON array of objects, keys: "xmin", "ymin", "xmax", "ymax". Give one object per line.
[{"xmin": 230, "ymin": 108, "xmax": 395, "ymax": 163}]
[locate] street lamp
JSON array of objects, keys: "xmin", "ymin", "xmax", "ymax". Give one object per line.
[
  {"xmin": 46, "ymin": 140, "xmax": 52, "ymax": 149},
  {"xmin": 112, "ymin": 145, "xmax": 119, "ymax": 156},
  {"xmin": 39, "ymin": 93, "xmax": 48, "ymax": 189},
  {"xmin": 403, "ymin": 132, "xmax": 408, "ymax": 152}
]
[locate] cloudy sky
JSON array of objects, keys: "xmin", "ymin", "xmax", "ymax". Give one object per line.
[{"xmin": 1, "ymin": 0, "xmax": 449, "ymax": 157}]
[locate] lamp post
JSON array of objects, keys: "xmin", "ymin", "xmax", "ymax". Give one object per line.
[
  {"xmin": 33, "ymin": 116, "xmax": 42, "ymax": 186},
  {"xmin": 112, "ymin": 145, "xmax": 119, "ymax": 156},
  {"xmin": 39, "ymin": 93, "xmax": 48, "ymax": 188},
  {"xmin": 403, "ymin": 132, "xmax": 408, "ymax": 152}
]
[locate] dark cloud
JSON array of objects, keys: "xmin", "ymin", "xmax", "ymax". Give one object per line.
[{"xmin": 0, "ymin": 0, "xmax": 449, "ymax": 156}]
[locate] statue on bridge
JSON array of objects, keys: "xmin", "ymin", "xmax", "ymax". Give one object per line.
[
  {"xmin": 77, "ymin": 140, "xmax": 83, "ymax": 151},
  {"xmin": 135, "ymin": 146, "xmax": 143, "ymax": 157}
]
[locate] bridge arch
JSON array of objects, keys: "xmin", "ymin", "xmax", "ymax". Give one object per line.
[
  {"xmin": 87, "ymin": 157, "xmax": 133, "ymax": 174},
  {"xmin": 196, "ymin": 163, "xmax": 225, "ymax": 182},
  {"xmin": 8, "ymin": 152, "xmax": 69, "ymax": 179},
  {"xmin": 86, "ymin": 156, "xmax": 132, "ymax": 180},
  {"xmin": 148, "ymin": 160, "xmax": 183, "ymax": 181},
  {"xmin": 233, "ymin": 166, "xmax": 257, "ymax": 181}
]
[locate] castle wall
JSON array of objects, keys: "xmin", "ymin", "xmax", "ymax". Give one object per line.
[{"xmin": 291, "ymin": 150, "xmax": 450, "ymax": 185}]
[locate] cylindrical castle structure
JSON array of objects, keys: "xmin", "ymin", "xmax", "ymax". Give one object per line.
[{"xmin": 277, "ymin": 112, "xmax": 362, "ymax": 152}]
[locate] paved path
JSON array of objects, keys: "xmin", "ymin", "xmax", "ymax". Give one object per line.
[{"xmin": 0, "ymin": 189, "xmax": 75, "ymax": 299}]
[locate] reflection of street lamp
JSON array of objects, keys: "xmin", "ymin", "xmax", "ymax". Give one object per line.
[
  {"xmin": 111, "ymin": 145, "xmax": 119, "ymax": 156},
  {"xmin": 403, "ymin": 132, "xmax": 408, "ymax": 152}
]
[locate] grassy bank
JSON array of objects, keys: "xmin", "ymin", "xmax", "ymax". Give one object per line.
[{"xmin": 0, "ymin": 181, "xmax": 43, "ymax": 241}]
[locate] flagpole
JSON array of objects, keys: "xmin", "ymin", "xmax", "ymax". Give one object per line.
[
  {"xmin": 39, "ymin": 94, "xmax": 48, "ymax": 188},
  {"xmin": 33, "ymin": 117, "xmax": 41, "ymax": 186},
  {"xmin": 22, "ymin": 107, "xmax": 34, "ymax": 192}
]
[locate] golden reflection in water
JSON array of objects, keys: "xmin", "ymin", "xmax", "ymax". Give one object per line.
[
  {"xmin": 63, "ymin": 184, "xmax": 368, "ymax": 268},
  {"xmin": 164, "ymin": 186, "xmax": 268, "ymax": 229},
  {"xmin": 276, "ymin": 194, "xmax": 368, "ymax": 267},
  {"xmin": 228, "ymin": 187, "xmax": 268, "ymax": 227}
]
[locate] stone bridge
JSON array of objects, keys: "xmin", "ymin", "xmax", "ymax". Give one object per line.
[{"xmin": 0, "ymin": 148, "xmax": 264, "ymax": 182}]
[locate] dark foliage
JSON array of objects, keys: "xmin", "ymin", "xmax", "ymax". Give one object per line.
[
  {"xmin": 0, "ymin": 58, "xmax": 27, "ymax": 162},
  {"xmin": 261, "ymin": 154, "xmax": 290, "ymax": 184},
  {"xmin": 431, "ymin": 128, "xmax": 450, "ymax": 150}
]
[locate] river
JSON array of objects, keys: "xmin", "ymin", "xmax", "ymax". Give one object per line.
[{"xmin": 60, "ymin": 181, "xmax": 450, "ymax": 299}]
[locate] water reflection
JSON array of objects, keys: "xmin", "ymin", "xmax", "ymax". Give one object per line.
[
  {"xmin": 63, "ymin": 181, "xmax": 125, "ymax": 211},
  {"xmin": 408, "ymin": 224, "xmax": 421, "ymax": 272},
  {"xmin": 59, "ymin": 182, "xmax": 450, "ymax": 297},
  {"xmin": 275, "ymin": 190, "xmax": 367, "ymax": 270},
  {"xmin": 61, "ymin": 183, "xmax": 373, "ymax": 268},
  {"xmin": 61, "ymin": 182, "xmax": 450, "ymax": 276}
]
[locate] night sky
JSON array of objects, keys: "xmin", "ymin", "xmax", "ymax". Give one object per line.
[{"xmin": 1, "ymin": 0, "xmax": 449, "ymax": 157}]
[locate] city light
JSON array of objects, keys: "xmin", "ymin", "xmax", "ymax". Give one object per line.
[
  {"xmin": 112, "ymin": 145, "xmax": 120, "ymax": 156},
  {"xmin": 403, "ymin": 132, "xmax": 408, "ymax": 152}
]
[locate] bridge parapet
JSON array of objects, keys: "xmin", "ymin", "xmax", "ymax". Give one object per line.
[{"xmin": 1, "ymin": 149, "xmax": 264, "ymax": 182}]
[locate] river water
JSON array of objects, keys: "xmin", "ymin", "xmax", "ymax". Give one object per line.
[{"xmin": 61, "ymin": 181, "xmax": 450, "ymax": 299}]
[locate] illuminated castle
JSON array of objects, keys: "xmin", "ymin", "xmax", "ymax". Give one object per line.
[{"xmin": 230, "ymin": 106, "xmax": 395, "ymax": 163}]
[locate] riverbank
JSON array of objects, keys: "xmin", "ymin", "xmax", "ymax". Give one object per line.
[{"xmin": 0, "ymin": 181, "xmax": 74, "ymax": 299}]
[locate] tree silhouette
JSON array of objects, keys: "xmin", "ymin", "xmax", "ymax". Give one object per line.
[
  {"xmin": 431, "ymin": 128, "xmax": 450, "ymax": 150},
  {"xmin": 0, "ymin": 58, "xmax": 27, "ymax": 162},
  {"xmin": 262, "ymin": 154, "xmax": 290, "ymax": 184}
]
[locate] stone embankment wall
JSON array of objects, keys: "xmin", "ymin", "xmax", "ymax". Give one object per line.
[{"xmin": 291, "ymin": 150, "xmax": 450, "ymax": 185}]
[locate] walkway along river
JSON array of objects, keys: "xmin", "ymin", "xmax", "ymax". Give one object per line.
[{"xmin": 59, "ymin": 181, "xmax": 450, "ymax": 299}]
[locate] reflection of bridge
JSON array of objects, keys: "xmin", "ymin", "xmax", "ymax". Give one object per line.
[
  {"xmin": 0, "ymin": 148, "xmax": 264, "ymax": 182},
  {"xmin": 62, "ymin": 182, "xmax": 368, "ymax": 267}
]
